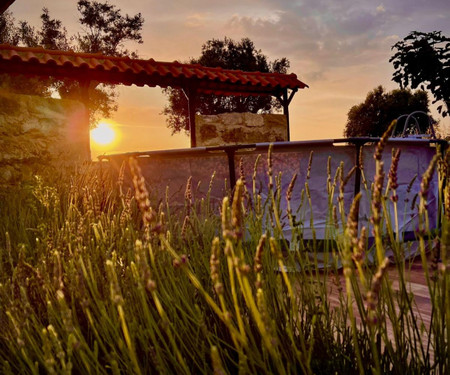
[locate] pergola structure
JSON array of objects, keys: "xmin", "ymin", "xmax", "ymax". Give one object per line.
[{"xmin": 0, "ymin": 44, "xmax": 308, "ymax": 153}]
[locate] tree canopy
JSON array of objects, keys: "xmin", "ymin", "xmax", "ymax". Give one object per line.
[
  {"xmin": 0, "ymin": 11, "xmax": 56, "ymax": 97},
  {"xmin": 162, "ymin": 37, "xmax": 290, "ymax": 134},
  {"xmin": 0, "ymin": 11, "xmax": 19, "ymax": 45},
  {"xmin": 344, "ymin": 86, "xmax": 431, "ymax": 137},
  {"xmin": 76, "ymin": 0, "xmax": 143, "ymax": 57},
  {"xmin": 0, "ymin": 1, "xmax": 144, "ymax": 124},
  {"xmin": 390, "ymin": 31, "xmax": 450, "ymax": 117}
]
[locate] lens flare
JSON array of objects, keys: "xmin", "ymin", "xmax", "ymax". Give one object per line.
[{"xmin": 91, "ymin": 122, "xmax": 116, "ymax": 145}]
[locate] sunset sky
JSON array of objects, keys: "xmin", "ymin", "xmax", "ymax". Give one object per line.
[{"xmin": 8, "ymin": 0, "xmax": 450, "ymax": 158}]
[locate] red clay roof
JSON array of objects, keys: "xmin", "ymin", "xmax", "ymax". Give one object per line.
[{"xmin": 0, "ymin": 44, "xmax": 308, "ymax": 96}]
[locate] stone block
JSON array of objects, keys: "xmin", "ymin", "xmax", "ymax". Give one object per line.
[
  {"xmin": 196, "ymin": 112, "xmax": 287, "ymax": 146},
  {"xmin": 243, "ymin": 112, "xmax": 264, "ymax": 127}
]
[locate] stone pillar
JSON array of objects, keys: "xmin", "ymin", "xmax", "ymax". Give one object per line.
[{"xmin": 0, "ymin": 90, "xmax": 88, "ymax": 185}]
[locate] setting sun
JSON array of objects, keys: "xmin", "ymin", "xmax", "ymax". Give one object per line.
[{"xmin": 91, "ymin": 122, "xmax": 116, "ymax": 145}]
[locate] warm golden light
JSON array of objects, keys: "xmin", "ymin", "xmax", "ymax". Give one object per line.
[{"xmin": 91, "ymin": 122, "xmax": 116, "ymax": 145}]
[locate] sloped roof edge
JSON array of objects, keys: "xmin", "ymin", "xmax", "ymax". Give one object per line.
[
  {"xmin": 0, "ymin": 1, "xmax": 16, "ymax": 14},
  {"xmin": 0, "ymin": 44, "xmax": 308, "ymax": 96}
]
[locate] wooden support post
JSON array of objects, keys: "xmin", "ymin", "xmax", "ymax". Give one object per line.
[
  {"xmin": 282, "ymin": 89, "xmax": 290, "ymax": 141},
  {"xmin": 277, "ymin": 88, "xmax": 297, "ymax": 142},
  {"xmin": 79, "ymin": 81, "xmax": 92, "ymax": 160},
  {"xmin": 183, "ymin": 86, "xmax": 198, "ymax": 148},
  {"xmin": 79, "ymin": 80, "xmax": 101, "ymax": 160}
]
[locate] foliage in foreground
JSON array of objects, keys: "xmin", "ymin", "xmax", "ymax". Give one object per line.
[{"xmin": 0, "ymin": 135, "xmax": 449, "ymax": 374}]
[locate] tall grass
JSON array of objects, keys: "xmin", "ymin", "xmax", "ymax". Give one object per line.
[{"xmin": 0, "ymin": 134, "xmax": 449, "ymax": 374}]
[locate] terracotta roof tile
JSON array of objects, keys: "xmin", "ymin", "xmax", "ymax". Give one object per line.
[{"xmin": 0, "ymin": 44, "xmax": 308, "ymax": 95}]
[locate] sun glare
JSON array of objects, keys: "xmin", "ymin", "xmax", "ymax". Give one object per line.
[{"xmin": 91, "ymin": 122, "xmax": 116, "ymax": 146}]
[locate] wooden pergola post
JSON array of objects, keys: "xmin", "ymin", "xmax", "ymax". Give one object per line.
[
  {"xmin": 277, "ymin": 88, "xmax": 297, "ymax": 141},
  {"xmin": 79, "ymin": 80, "xmax": 99, "ymax": 160},
  {"xmin": 79, "ymin": 81, "xmax": 92, "ymax": 160},
  {"xmin": 183, "ymin": 85, "xmax": 198, "ymax": 148}
]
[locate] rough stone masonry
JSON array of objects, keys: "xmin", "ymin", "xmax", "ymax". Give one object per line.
[
  {"xmin": 0, "ymin": 90, "xmax": 88, "ymax": 185},
  {"xmin": 196, "ymin": 112, "xmax": 288, "ymax": 147}
]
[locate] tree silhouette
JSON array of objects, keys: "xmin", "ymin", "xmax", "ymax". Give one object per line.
[
  {"xmin": 344, "ymin": 86, "xmax": 431, "ymax": 137},
  {"xmin": 390, "ymin": 31, "xmax": 450, "ymax": 117}
]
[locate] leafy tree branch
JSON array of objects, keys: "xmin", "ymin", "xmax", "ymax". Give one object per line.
[{"xmin": 390, "ymin": 31, "xmax": 450, "ymax": 117}]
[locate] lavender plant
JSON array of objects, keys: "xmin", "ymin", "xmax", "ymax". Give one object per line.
[{"xmin": 0, "ymin": 135, "xmax": 448, "ymax": 374}]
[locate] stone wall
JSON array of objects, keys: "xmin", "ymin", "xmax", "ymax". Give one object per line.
[
  {"xmin": 196, "ymin": 112, "xmax": 287, "ymax": 147},
  {"xmin": 0, "ymin": 90, "xmax": 89, "ymax": 185}
]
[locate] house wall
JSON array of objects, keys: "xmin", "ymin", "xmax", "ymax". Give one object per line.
[
  {"xmin": 196, "ymin": 112, "xmax": 287, "ymax": 146},
  {"xmin": 0, "ymin": 90, "xmax": 89, "ymax": 185}
]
